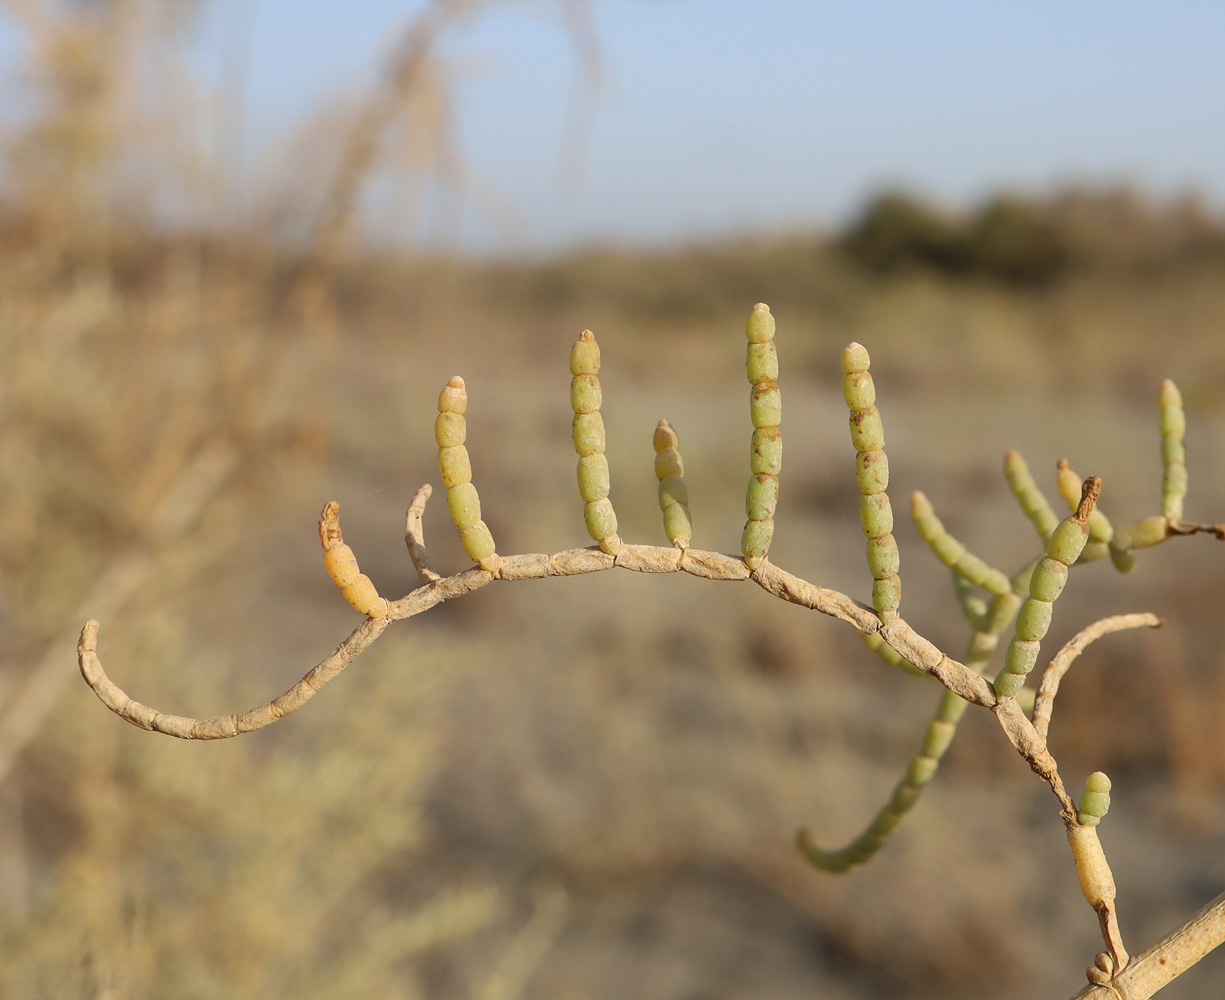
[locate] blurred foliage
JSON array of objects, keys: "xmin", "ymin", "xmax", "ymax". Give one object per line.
[{"xmin": 841, "ymin": 187, "xmax": 1225, "ymax": 285}]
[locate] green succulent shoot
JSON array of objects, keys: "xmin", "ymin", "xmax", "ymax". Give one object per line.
[
  {"xmin": 1159, "ymin": 379, "xmax": 1187, "ymax": 524},
  {"xmin": 436, "ymin": 376, "xmax": 498, "ymax": 570},
  {"xmin": 571, "ymin": 330, "xmax": 622, "ymax": 555},
  {"xmin": 1004, "ymin": 449, "xmax": 1059, "ymax": 542},
  {"xmin": 653, "ymin": 419, "xmax": 692, "ymax": 548},
  {"xmin": 994, "ymin": 476, "xmax": 1101, "ymax": 700},
  {"xmin": 1055, "ymin": 460, "xmax": 1113, "ymax": 564},
  {"xmin": 843, "ymin": 342, "xmax": 900, "ymax": 621},
  {"xmin": 741, "ymin": 303, "xmax": 780, "ymax": 570}
]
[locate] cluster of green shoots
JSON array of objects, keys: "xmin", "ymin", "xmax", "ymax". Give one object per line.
[{"xmin": 78, "ymin": 303, "xmax": 1222, "ymax": 996}]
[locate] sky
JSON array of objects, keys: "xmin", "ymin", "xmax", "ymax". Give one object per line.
[{"xmin": 7, "ymin": 1, "xmax": 1225, "ymax": 252}]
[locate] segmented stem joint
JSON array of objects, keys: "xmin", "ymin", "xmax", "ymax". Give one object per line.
[
  {"xmin": 994, "ymin": 477, "xmax": 1099, "ymax": 699},
  {"xmin": 843, "ymin": 342, "xmax": 900, "ymax": 621},
  {"xmin": 741, "ymin": 304, "xmax": 781, "ymax": 570},
  {"xmin": 571, "ymin": 331, "xmax": 622, "ymax": 555},
  {"xmin": 436, "ymin": 377, "xmax": 499, "ymax": 570},
  {"xmin": 653, "ymin": 420, "xmax": 692, "ymax": 547},
  {"xmin": 319, "ymin": 501, "xmax": 390, "ymax": 617}
]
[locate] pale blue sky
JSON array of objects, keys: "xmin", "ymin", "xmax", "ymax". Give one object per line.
[{"xmin": 8, "ymin": 2, "xmax": 1225, "ymax": 252}]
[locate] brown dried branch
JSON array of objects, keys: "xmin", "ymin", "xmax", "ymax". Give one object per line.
[
  {"xmin": 1166, "ymin": 520, "xmax": 1225, "ymax": 540},
  {"xmin": 81, "ymin": 481, "xmax": 1005, "ymax": 741},
  {"xmin": 405, "ymin": 482, "xmax": 442, "ymax": 585},
  {"xmin": 78, "ymin": 616, "xmax": 392, "ymax": 740},
  {"xmin": 1033, "ymin": 613, "xmax": 1165, "ymax": 741}
]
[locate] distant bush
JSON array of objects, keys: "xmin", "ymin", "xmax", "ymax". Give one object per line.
[{"xmin": 841, "ymin": 186, "xmax": 1225, "ymax": 285}]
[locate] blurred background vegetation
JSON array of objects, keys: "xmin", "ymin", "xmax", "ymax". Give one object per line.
[{"xmin": 0, "ymin": 2, "xmax": 1223, "ymax": 998}]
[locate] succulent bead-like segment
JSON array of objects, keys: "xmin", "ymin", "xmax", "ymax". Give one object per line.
[
  {"xmin": 436, "ymin": 377, "xmax": 498, "ymax": 570},
  {"xmin": 1004, "ymin": 450, "xmax": 1059, "ymax": 542},
  {"xmin": 570, "ymin": 330, "xmax": 621, "ymax": 555},
  {"xmin": 653, "ymin": 420, "xmax": 692, "ymax": 548},
  {"xmin": 741, "ymin": 304, "xmax": 780, "ymax": 570},
  {"xmin": 811, "ymin": 564, "xmax": 1025, "ymax": 874},
  {"xmin": 800, "ymin": 682, "xmax": 973, "ymax": 872},
  {"xmin": 910, "ymin": 492, "xmax": 1011, "ymax": 596},
  {"xmin": 1159, "ymin": 379, "xmax": 1187, "ymax": 523},
  {"xmin": 994, "ymin": 477, "xmax": 1100, "ymax": 700},
  {"xmin": 1077, "ymin": 770, "xmax": 1112, "ymax": 827},
  {"xmin": 840, "ymin": 342, "xmax": 900, "ymax": 620},
  {"xmin": 1069, "ymin": 773, "xmax": 1119, "ymax": 919},
  {"xmin": 1055, "ymin": 460, "xmax": 1112, "ymax": 564},
  {"xmin": 318, "ymin": 501, "xmax": 389, "ymax": 617},
  {"xmin": 1106, "ymin": 507, "xmax": 1168, "ymax": 572}
]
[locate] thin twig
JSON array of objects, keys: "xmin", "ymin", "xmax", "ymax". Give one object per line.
[
  {"xmin": 1166, "ymin": 520, "xmax": 1225, "ymax": 540},
  {"xmin": 78, "ymin": 616, "xmax": 392, "ymax": 739},
  {"xmin": 404, "ymin": 483, "xmax": 441, "ymax": 584},
  {"xmin": 1033, "ymin": 613, "xmax": 1164, "ymax": 740}
]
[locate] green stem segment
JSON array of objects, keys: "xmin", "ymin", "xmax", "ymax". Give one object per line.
[
  {"xmin": 741, "ymin": 304, "xmax": 781, "ymax": 570},
  {"xmin": 801, "ymin": 589, "xmax": 1020, "ymax": 872},
  {"xmin": 911, "ymin": 491, "xmax": 1011, "ymax": 596},
  {"xmin": 1055, "ymin": 460, "xmax": 1113, "ymax": 564},
  {"xmin": 436, "ymin": 377, "xmax": 498, "ymax": 570},
  {"xmin": 994, "ymin": 476, "xmax": 1100, "ymax": 700},
  {"xmin": 653, "ymin": 420, "xmax": 692, "ymax": 547},
  {"xmin": 1159, "ymin": 379, "xmax": 1187, "ymax": 524},
  {"xmin": 1100, "ymin": 378, "xmax": 1188, "ymax": 573},
  {"xmin": 952, "ymin": 572, "xmax": 988, "ymax": 630},
  {"xmin": 1004, "ymin": 450, "xmax": 1059, "ymax": 542},
  {"xmin": 571, "ymin": 330, "xmax": 622, "ymax": 555},
  {"xmin": 843, "ymin": 343, "xmax": 900, "ymax": 621}
]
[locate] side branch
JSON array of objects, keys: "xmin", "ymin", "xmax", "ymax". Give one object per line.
[
  {"xmin": 991, "ymin": 697, "xmax": 1076, "ymax": 819},
  {"xmin": 78, "ymin": 616, "xmax": 392, "ymax": 739},
  {"xmin": 405, "ymin": 483, "xmax": 442, "ymax": 584},
  {"xmin": 82, "ymin": 535, "xmax": 1001, "ymax": 740},
  {"xmin": 1033, "ymin": 613, "xmax": 1164, "ymax": 740}
]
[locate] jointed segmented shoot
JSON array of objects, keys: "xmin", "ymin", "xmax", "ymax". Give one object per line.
[
  {"xmin": 437, "ymin": 376, "xmax": 499, "ymax": 570},
  {"xmin": 741, "ymin": 303, "xmax": 781, "ymax": 570},
  {"xmin": 570, "ymin": 330, "xmax": 622, "ymax": 555},
  {"xmin": 654, "ymin": 419, "xmax": 692, "ymax": 548},
  {"xmin": 77, "ymin": 302, "xmax": 1225, "ymax": 999}
]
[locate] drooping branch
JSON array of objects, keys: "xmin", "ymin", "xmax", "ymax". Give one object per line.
[{"xmin": 78, "ymin": 615, "xmax": 392, "ymax": 740}]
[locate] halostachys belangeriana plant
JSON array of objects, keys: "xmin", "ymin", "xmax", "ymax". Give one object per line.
[{"xmin": 78, "ymin": 300, "xmax": 1223, "ymax": 998}]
